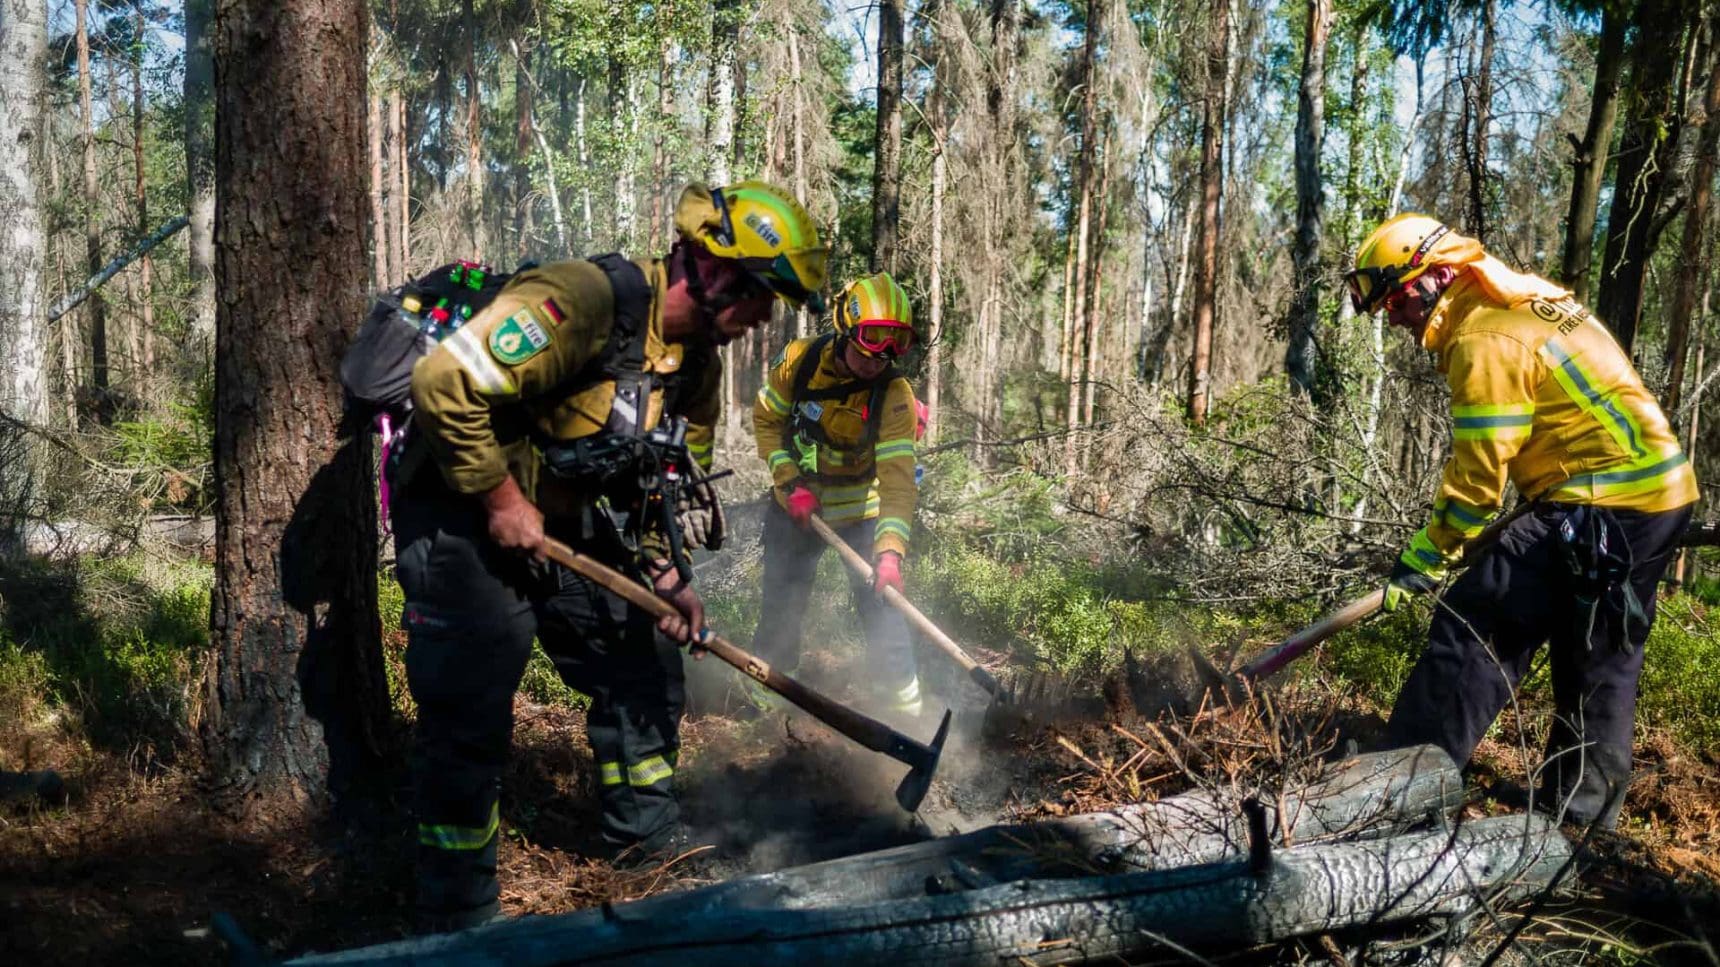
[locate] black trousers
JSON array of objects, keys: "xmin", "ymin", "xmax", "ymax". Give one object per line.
[
  {"xmin": 1384, "ymin": 502, "xmax": 1691, "ymax": 828},
  {"xmin": 750, "ymin": 501, "xmax": 917, "ymax": 698},
  {"xmin": 393, "ymin": 481, "xmax": 685, "ymax": 919}
]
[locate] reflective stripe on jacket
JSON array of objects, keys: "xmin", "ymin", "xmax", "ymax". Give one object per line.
[
  {"xmin": 1403, "ymin": 273, "xmax": 1698, "ymax": 573},
  {"xmin": 753, "ymin": 336, "xmax": 919, "ymax": 558}
]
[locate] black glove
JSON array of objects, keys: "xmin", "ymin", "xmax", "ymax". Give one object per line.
[{"xmin": 676, "ymin": 462, "xmax": 726, "ymax": 551}]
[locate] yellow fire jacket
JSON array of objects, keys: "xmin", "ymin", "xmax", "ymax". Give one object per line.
[
  {"xmin": 409, "ymin": 258, "xmax": 719, "ymax": 501},
  {"xmin": 1401, "ymin": 273, "xmax": 1699, "ymax": 576},
  {"xmin": 753, "ymin": 336, "xmax": 919, "ymax": 559}
]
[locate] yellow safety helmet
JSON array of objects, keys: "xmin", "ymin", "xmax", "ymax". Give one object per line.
[
  {"xmin": 1345, "ymin": 213, "xmax": 1458, "ymax": 313},
  {"xmin": 673, "ymin": 180, "xmax": 829, "ymax": 313},
  {"xmin": 834, "ymin": 271, "xmax": 915, "ymax": 358}
]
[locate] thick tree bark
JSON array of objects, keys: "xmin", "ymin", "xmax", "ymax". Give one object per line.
[
  {"xmin": 1284, "ymin": 0, "xmax": 1331, "ymax": 399},
  {"xmin": 186, "ymin": 0, "xmax": 217, "ymax": 345},
  {"xmin": 75, "ymin": 0, "xmax": 110, "ymax": 406},
  {"xmin": 707, "ymin": 0, "xmax": 739, "ymax": 186},
  {"xmin": 788, "ymin": 25, "xmax": 808, "ymax": 338},
  {"xmin": 1597, "ymin": 0, "xmax": 1690, "ymax": 352},
  {"xmin": 925, "ymin": 1, "xmax": 948, "ymax": 446},
  {"xmin": 1662, "ymin": 12, "xmax": 1720, "ymax": 419},
  {"xmin": 1188, "ymin": 0, "xmax": 1229, "ymax": 425},
  {"xmin": 1560, "ymin": 4, "xmax": 1627, "ymax": 303},
  {"xmin": 870, "ymin": 0, "xmax": 903, "ymax": 274},
  {"xmin": 205, "ymin": 0, "xmax": 386, "ymax": 821},
  {"xmin": 0, "ymin": 0, "xmax": 49, "ymax": 543}
]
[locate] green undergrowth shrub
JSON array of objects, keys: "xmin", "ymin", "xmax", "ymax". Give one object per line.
[{"xmin": 0, "ymin": 553, "xmax": 210, "ymax": 764}]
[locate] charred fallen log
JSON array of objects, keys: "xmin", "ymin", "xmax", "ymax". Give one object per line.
[
  {"xmin": 676, "ymin": 743, "xmax": 1461, "ymax": 913},
  {"xmin": 287, "ymin": 813, "xmax": 1569, "ymax": 966}
]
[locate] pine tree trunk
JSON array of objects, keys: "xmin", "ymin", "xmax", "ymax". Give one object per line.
[
  {"xmin": 1597, "ymin": 0, "xmax": 1690, "ymax": 352},
  {"xmin": 185, "ymin": 0, "xmax": 217, "ymax": 345},
  {"xmin": 1081, "ymin": 123, "xmax": 1112, "ymax": 429},
  {"xmin": 130, "ymin": 10, "xmax": 156, "ymax": 389},
  {"xmin": 1662, "ymin": 14, "xmax": 1720, "ymax": 418},
  {"xmin": 924, "ymin": 0, "xmax": 948, "ymax": 445},
  {"xmin": 870, "ymin": 0, "xmax": 903, "ymax": 274},
  {"xmin": 385, "ymin": 90, "xmax": 403, "ymax": 278},
  {"xmin": 1559, "ymin": 5, "xmax": 1626, "ymax": 303},
  {"xmin": 515, "ymin": 36, "xmax": 533, "ymax": 260},
  {"xmin": 1188, "ymin": 0, "xmax": 1229, "ymax": 425},
  {"xmin": 707, "ymin": 0, "xmax": 738, "ymax": 186},
  {"xmin": 0, "ymin": 0, "xmax": 49, "ymax": 543},
  {"xmin": 1064, "ymin": 0, "xmax": 1103, "ymax": 473},
  {"xmin": 204, "ymin": 0, "xmax": 386, "ymax": 821},
  {"xmin": 650, "ymin": 19, "xmax": 674, "ymax": 254},
  {"xmin": 789, "ymin": 25, "xmax": 808, "ymax": 339},
  {"xmin": 369, "ymin": 92, "xmax": 387, "ymax": 289},
  {"xmin": 1461, "ymin": 0, "xmax": 1496, "ymax": 241},
  {"xmin": 75, "ymin": 0, "xmax": 109, "ymax": 409},
  {"xmin": 1285, "ymin": 0, "xmax": 1330, "ymax": 400},
  {"xmin": 464, "ymin": 0, "xmax": 484, "ymax": 256}
]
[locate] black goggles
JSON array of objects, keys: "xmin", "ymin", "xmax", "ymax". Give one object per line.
[
  {"xmin": 737, "ymin": 255, "xmax": 824, "ymax": 313},
  {"xmin": 1344, "ymin": 265, "xmax": 1411, "ymax": 314}
]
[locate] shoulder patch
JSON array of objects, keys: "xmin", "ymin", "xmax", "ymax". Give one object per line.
[{"xmin": 489, "ymin": 307, "xmax": 553, "ymax": 365}]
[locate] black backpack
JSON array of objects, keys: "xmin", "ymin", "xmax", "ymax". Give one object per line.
[{"xmin": 340, "ymin": 260, "xmax": 512, "ymax": 433}]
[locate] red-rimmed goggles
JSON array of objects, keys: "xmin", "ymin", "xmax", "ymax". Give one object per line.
[{"xmin": 851, "ymin": 321, "xmax": 915, "ymax": 358}]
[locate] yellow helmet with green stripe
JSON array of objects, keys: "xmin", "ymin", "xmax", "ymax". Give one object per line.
[
  {"xmin": 674, "ymin": 180, "xmax": 829, "ymax": 313},
  {"xmin": 834, "ymin": 271, "xmax": 915, "ymax": 358}
]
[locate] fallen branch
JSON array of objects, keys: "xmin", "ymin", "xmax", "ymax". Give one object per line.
[{"xmin": 47, "ymin": 214, "xmax": 190, "ymax": 323}]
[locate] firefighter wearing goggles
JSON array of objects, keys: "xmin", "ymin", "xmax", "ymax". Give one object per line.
[
  {"xmin": 1352, "ymin": 213, "xmax": 1698, "ymax": 830},
  {"xmin": 748, "ymin": 271, "xmax": 926, "ymax": 721}
]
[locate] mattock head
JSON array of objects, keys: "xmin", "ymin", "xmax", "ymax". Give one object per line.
[{"xmin": 894, "ymin": 709, "xmax": 952, "ymax": 813}]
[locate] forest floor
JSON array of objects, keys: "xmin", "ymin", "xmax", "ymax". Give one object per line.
[{"xmin": 5, "ymin": 635, "xmax": 1720, "ymax": 965}]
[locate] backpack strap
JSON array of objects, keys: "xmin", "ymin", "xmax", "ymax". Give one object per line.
[
  {"xmin": 586, "ymin": 253, "xmax": 655, "ymax": 437},
  {"xmin": 782, "ymin": 333, "xmax": 898, "ymax": 454}
]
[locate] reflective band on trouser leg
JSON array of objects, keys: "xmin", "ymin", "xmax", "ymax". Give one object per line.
[
  {"xmin": 892, "ymin": 675, "xmax": 923, "ymax": 716},
  {"xmin": 600, "ymin": 761, "xmax": 624, "ymax": 787},
  {"xmin": 419, "ymin": 801, "xmax": 500, "ymax": 851},
  {"xmin": 626, "ymin": 755, "xmax": 674, "ymax": 788}
]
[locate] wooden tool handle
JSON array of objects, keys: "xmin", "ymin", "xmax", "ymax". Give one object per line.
[
  {"xmin": 807, "ymin": 516, "xmax": 1001, "ymax": 696},
  {"xmin": 539, "ymin": 538, "xmax": 905, "ymax": 756}
]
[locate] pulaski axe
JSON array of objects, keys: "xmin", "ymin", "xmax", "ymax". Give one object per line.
[{"xmin": 541, "ymin": 538, "xmax": 951, "ymax": 812}]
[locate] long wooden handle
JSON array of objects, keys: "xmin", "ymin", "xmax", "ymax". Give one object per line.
[
  {"xmin": 539, "ymin": 538, "xmax": 911, "ymax": 759},
  {"xmin": 1237, "ymin": 502, "xmax": 1537, "ymax": 682},
  {"xmin": 807, "ymin": 516, "xmax": 1002, "ymax": 697}
]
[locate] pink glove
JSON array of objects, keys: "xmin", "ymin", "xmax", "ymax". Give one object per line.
[
  {"xmin": 873, "ymin": 551, "xmax": 904, "ymax": 595},
  {"xmin": 784, "ymin": 484, "xmax": 821, "ymax": 528}
]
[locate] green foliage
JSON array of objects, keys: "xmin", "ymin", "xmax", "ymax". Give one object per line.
[
  {"xmin": 0, "ymin": 555, "xmax": 210, "ymax": 762},
  {"xmin": 1637, "ymin": 595, "xmax": 1720, "ymax": 749}
]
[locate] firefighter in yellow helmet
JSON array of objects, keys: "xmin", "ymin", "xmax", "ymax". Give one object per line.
[
  {"xmin": 1350, "ymin": 213, "xmax": 1698, "ymax": 830},
  {"xmin": 394, "ymin": 181, "xmax": 826, "ymax": 932},
  {"xmin": 748, "ymin": 271, "xmax": 927, "ymax": 720}
]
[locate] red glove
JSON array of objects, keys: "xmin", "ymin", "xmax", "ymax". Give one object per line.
[
  {"xmin": 784, "ymin": 483, "xmax": 821, "ymax": 528},
  {"xmin": 873, "ymin": 551, "xmax": 904, "ymax": 595}
]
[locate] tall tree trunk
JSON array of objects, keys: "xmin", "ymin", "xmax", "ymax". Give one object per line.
[
  {"xmin": 1188, "ymin": 0, "xmax": 1229, "ymax": 425},
  {"xmin": 575, "ymin": 76, "xmax": 592, "ymax": 246},
  {"xmin": 395, "ymin": 92, "xmax": 410, "ymax": 272},
  {"xmin": 1560, "ymin": 4, "xmax": 1627, "ymax": 302},
  {"xmin": 185, "ymin": 0, "xmax": 217, "ymax": 345},
  {"xmin": 1064, "ymin": 0, "xmax": 1104, "ymax": 472},
  {"xmin": 205, "ymin": 0, "xmax": 386, "ymax": 820},
  {"xmin": 385, "ymin": 89, "xmax": 403, "ymax": 278},
  {"xmin": 1285, "ymin": 0, "xmax": 1331, "ymax": 399},
  {"xmin": 925, "ymin": 0, "xmax": 948, "ymax": 445},
  {"xmin": 649, "ymin": 16, "xmax": 674, "ymax": 253},
  {"xmin": 608, "ymin": 53, "xmax": 628, "ymax": 244},
  {"xmin": 514, "ymin": 38, "xmax": 533, "ymax": 260},
  {"xmin": 464, "ymin": 0, "xmax": 484, "ymax": 256},
  {"xmin": 707, "ymin": 0, "xmax": 738, "ymax": 186},
  {"xmin": 75, "ymin": 0, "xmax": 110, "ymax": 410},
  {"xmin": 1081, "ymin": 123, "xmax": 1113, "ymax": 429},
  {"xmin": 870, "ymin": 0, "xmax": 903, "ymax": 273},
  {"xmin": 1460, "ymin": 0, "xmax": 1496, "ymax": 241},
  {"xmin": 369, "ymin": 92, "xmax": 387, "ymax": 289},
  {"xmin": 0, "ymin": 0, "xmax": 49, "ymax": 542},
  {"xmin": 788, "ymin": 24, "xmax": 808, "ymax": 338},
  {"xmin": 130, "ymin": 7, "xmax": 156, "ymax": 388},
  {"xmin": 1663, "ymin": 13, "xmax": 1720, "ymax": 419},
  {"xmin": 1597, "ymin": 0, "xmax": 1690, "ymax": 352}
]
